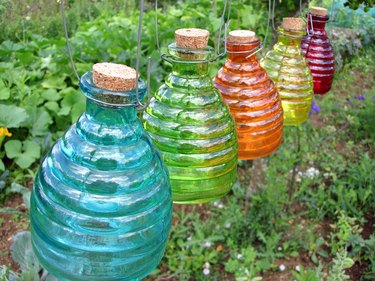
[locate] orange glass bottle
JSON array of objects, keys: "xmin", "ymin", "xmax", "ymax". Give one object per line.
[{"xmin": 214, "ymin": 30, "xmax": 283, "ymax": 160}]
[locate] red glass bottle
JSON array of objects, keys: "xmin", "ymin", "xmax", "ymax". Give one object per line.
[
  {"xmin": 301, "ymin": 7, "xmax": 335, "ymax": 95},
  {"xmin": 214, "ymin": 30, "xmax": 283, "ymax": 160}
]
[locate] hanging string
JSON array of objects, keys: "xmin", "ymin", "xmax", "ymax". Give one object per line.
[
  {"xmin": 271, "ymin": 0, "xmax": 277, "ymax": 31},
  {"xmin": 134, "ymin": 0, "xmax": 152, "ymax": 111},
  {"xmin": 59, "ymin": 0, "xmax": 151, "ymax": 109},
  {"xmin": 59, "ymin": 0, "xmax": 80, "ymax": 81},
  {"xmin": 224, "ymin": 0, "xmax": 273, "ymax": 59},
  {"xmin": 154, "ymin": 0, "xmax": 233, "ymax": 63}
]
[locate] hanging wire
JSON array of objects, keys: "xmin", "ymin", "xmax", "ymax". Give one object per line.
[
  {"xmin": 59, "ymin": 0, "xmax": 80, "ymax": 81},
  {"xmin": 271, "ymin": 0, "xmax": 277, "ymax": 31},
  {"xmin": 134, "ymin": 0, "xmax": 152, "ymax": 111},
  {"xmin": 154, "ymin": 0, "xmax": 232, "ymax": 64},
  {"xmin": 59, "ymin": 0, "xmax": 151, "ymax": 109},
  {"xmin": 225, "ymin": 0, "xmax": 273, "ymax": 59}
]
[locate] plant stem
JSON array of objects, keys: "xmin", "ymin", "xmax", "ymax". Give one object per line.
[
  {"xmin": 289, "ymin": 126, "xmax": 302, "ymax": 202},
  {"xmin": 243, "ymin": 160, "xmax": 254, "ymax": 213}
]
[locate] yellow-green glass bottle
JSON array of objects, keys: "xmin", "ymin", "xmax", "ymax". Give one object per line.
[
  {"xmin": 143, "ymin": 28, "xmax": 238, "ymax": 204},
  {"xmin": 261, "ymin": 18, "xmax": 313, "ymax": 126}
]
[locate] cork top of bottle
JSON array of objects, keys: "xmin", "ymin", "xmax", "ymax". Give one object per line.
[
  {"xmin": 228, "ymin": 30, "xmax": 257, "ymax": 43},
  {"xmin": 310, "ymin": 6, "xmax": 328, "ymax": 16},
  {"xmin": 92, "ymin": 62, "xmax": 137, "ymax": 91},
  {"xmin": 282, "ymin": 17, "xmax": 305, "ymax": 31},
  {"xmin": 175, "ymin": 28, "xmax": 210, "ymax": 49}
]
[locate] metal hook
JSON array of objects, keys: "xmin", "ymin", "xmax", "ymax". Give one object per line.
[
  {"xmin": 154, "ymin": 0, "xmax": 233, "ymax": 64},
  {"xmin": 306, "ymin": 13, "xmax": 315, "ymax": 36}
]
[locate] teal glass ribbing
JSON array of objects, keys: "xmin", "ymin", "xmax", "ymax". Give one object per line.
[
  {"xmin": 30, "ymin": 72, "xmax": 172, "ymax": 281},
  {"xmin": 143, "ymin": 44, "xmax": 238, "ymax": 204}
]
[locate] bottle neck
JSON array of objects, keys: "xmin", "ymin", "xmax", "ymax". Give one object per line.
[
  {"xmin": 226, "ymin": 40, "xmax": 260, "ymax": 62},
  {"xmin": 171, "ymin": 60, "xmax": 209, "ymax": 77},
  {"xmin": 167, "ymin": 43, "xmax": 212, "ymax": 78},
  {"xmin": 79, "ymin": 71, "xmax": 145, "ymax": 126},
  {"xmin": 307, "ymin": 13, "xmax": 329, "ymax": 36},
  {"xmin": 277, "ymin": 27, "xmax": 305, "ymax": 46},
  {"xmin": 85, "ymin": 99, "xmax": 138, "ymax": 126}
]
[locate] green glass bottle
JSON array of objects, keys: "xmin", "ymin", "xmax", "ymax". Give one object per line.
[
  {"xmin": 261, "ymin": 18, "xmax": 313, "ymax": 126},
  {"xmin": 143, "ymin": 28, "xmax": 238, "ymax": 204}
]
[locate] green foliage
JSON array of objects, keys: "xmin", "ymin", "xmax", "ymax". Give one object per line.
[
  {"xmin": 0, "ymin": 231, "xmax": 58, "ymax": 281},
  {"xmin": 344, "ymin": 0, "xmax": 375, "ymax": 11},
  {"xmin": 292, "ymin": 265, "xmax": 323, "ymax": 281},
  {"xmin": 327, "ymin": 250, "xmax": 355, "ymax": 281},
  {"xmin": 4, "ymin": 140, "xmax": 40, "ymax": 169}
]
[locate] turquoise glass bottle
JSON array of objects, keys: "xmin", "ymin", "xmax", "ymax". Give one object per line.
[
  {"xmin": 30, "ymin": 68, "xmax": 172, "ymax": 281},
  {"xmin": 143, "ymin": 28, "xmax": 238, "ymax": 204}
]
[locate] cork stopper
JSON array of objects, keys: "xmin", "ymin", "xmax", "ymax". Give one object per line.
[
  {"xmin": 175, "ymin": 28, "xmax": 210, "ymax": 49},
  {"xmin": 229, "ymin": 30, "xmax": 257, "ymax": 44},
  {"xmin": 92, "ymin": 62, "xmax": 137, "ymax": 91},
  {"xmin": 310, "ymin": 6, "xmax": 328, "ymax": 16},
  {"xmin": 282, "ymin": 17, "xmax": 305, "ymax": 31}
]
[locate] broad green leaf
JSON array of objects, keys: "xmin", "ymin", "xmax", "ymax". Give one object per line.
[
  {"xmin": 343, "ymin": 257, "xmax": 354, "ymax": 269},
  {"xmin": 41, "ymin": 88, "xmax": 61, "ymax": 101},
  {"xmin": 4, "ymin": 140, "xmax": 22, "ymax": 159},
  {"xmin": 26, "ymin": 107, "xmax": 53, "ymax": 137},
  {"xmin": 15, "ymin": 52, "xmax": 35, "ymax": 65},
  {"xmin": 4, "ymin": 140, "xmax": 41, "ymax": 169},
  {"xmin": 0, "ymin": 104, "xmax": 29, "ymax": 128},
  {"xmin": 0, "ymin": 159, "xmax": 4, "ymax": 171},
  {"xmin": 0, "ymin": 40, "xmax": 23, "ymax": 53},
  {"xmin": 11, "ymin": 183, "xmax": 31, "ymax": 209},
  {"xmin": 0, "ymin": 79, "xmax": 10, "ymax": 100},
  {"xmin": 11, "ymin": 231, "xmax": 40, "ymax": 272},
  {"xmin": 23, "ymin": 140, "xmax": 41, "ymax": 160},
  {"xmin": 41, "ymin": 75, "xmax": 67, "ymax": 89},
  {"xmin": 59, "ymin": 88, "xmax": 85, "ymax": 122},
  {"xmin": 44, "ymin": 101, "xmax": 60, "ymax": 113}
]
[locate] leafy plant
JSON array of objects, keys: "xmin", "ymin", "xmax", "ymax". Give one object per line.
[
  {"xmin": 327, "ymin": 250, "xmax": 355, "ymax": 281},
  {"xmin": 0, "ymin": 231, "xmax": 58, "ymax": 281}
]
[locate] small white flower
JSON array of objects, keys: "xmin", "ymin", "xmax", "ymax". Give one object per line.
[
  {"xmin": 237, "ymin": 254, "xmax": 243, "ymax": 260},
  {"xmin": 25, "ymin": 16, "xmax": 31, "ymax": 21},
  {"xmin": 213, "ymin": 201, "xmax": 218, "ymax": 207},
  {"xmin": 305, "ymin": 167, "xmax": 320, "ymax": 179},
  {"xmin": 279, "ymin": 264, "xmax": 286, "ymax": 272},
  {"xmin": 278, "ymin": 246, "xmax": 282, "ymax": 251},
  {"xmin": 187, "ymin": 236, "xmax": 192, "ymax": 241},
  {"xmin": 204, "ymin": 262, "xmax": 210, "ymax": 268},
  {"xmin": 296, "ymin": 265, "xmax": 300, "ymax": 272},
  {"xmin": 203, "ymin": 241, "xmax": 212, "ymax": 248},
  {"xmin": 225, "ymin": 223, "xmax": 231, "ymax": 228},
  {"xmin": 218, "ymin": 203, "xmax": 224, "ymax": 209},
  {"xmin": 203, "ymin": 268, "xmax": 210, "ymax": 275}
]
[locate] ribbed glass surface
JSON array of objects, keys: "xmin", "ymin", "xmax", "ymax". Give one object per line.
[
  {"xmin": 143, "ymin": 44, "xmax": 238, "ymax": 204},
  {"xmin": 214, "ymin": 38, "xmax": 283, "ymax": 160},
  {"xmin": 261, "ymin": 27, "xmax": 313, "ymax": 126},
  {"xmin": 301, "ymin": 13, "xmax": 335, "ymax": 95},
  {"xmin": 30, "ymin": 72, "xmax": 172, "ymax": 281}
]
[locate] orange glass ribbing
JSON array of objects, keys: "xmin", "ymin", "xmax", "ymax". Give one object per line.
[{"xmin": 214, "ymin": 39, "xmax": 283, "ymax": 160}]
